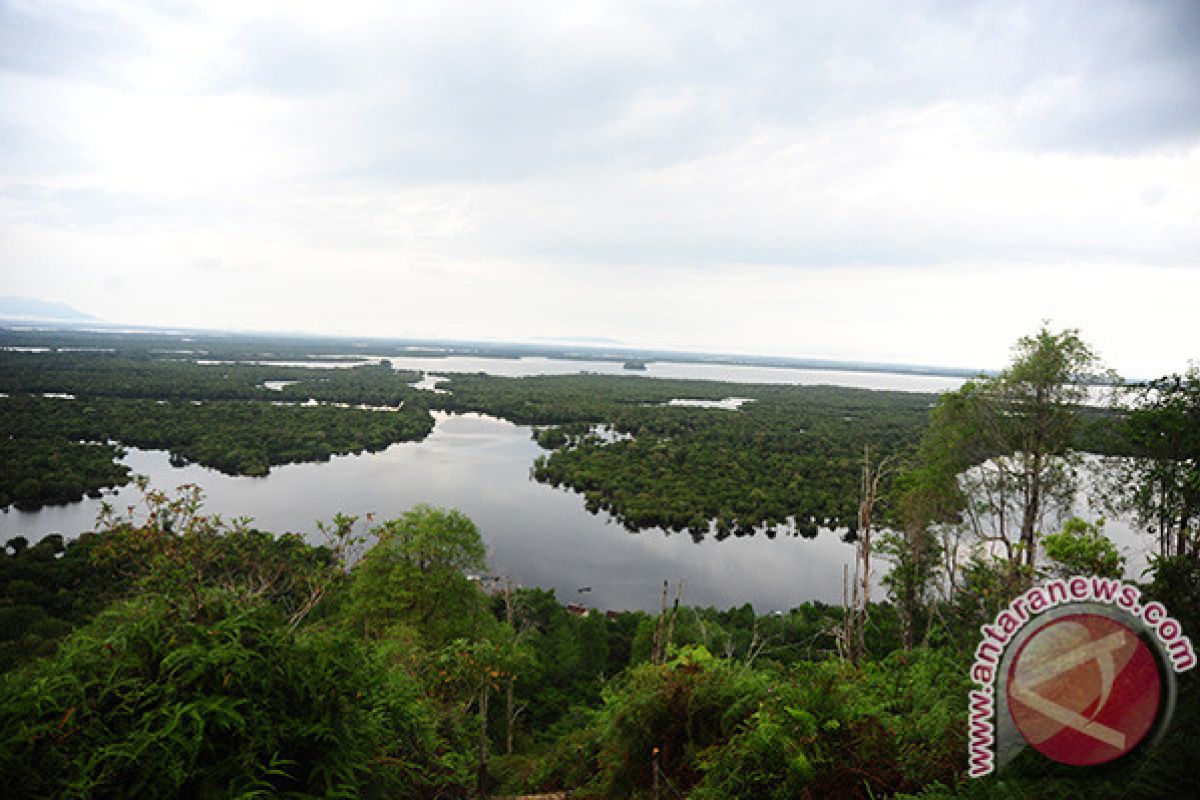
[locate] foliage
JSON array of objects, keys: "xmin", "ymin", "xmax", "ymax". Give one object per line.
[
  {"xmin": 3, "ymin": 328, "xmax": 1199, "ymax": 799},
  {"xmin": 694, "ymin": 648, "xmax": 966, "ymax": 800},
  {"xmin": 588, "ymin": 646, "xmax": 772, "ymax": 798},
  {"xmin": 0, "ymin": 592, "xmax": 463, "ymax": 799},
  {"xmin": 1040, "ymin": 516, "xmax": 1125, "ymax": 578},
  {"xmin": 879, "ymin": 522, "xmax": 944, "ymax": 649},
  {"xmin": 1103, "ymin": 367, "xmax": 1200, "ymax": 558},
  {"xmin": 0, "ymin": 486, "xmax": 477, "ymax": 798},
  {"xmin": 441, "ymin": 373, "xmax": 936, "ymax": 534},
  {"xmin": 85, "ymin": 481, "xmax": 344, "ymax": 630},
  {"xmin": 0, "ymin": 437, "xmax": 130, "ymax": 510},
  {"xmin": 497, "ymin": 588, "xmax": 628, "ymax": 739},
  {"xmin": 0, "ymin": 531, "xmax": 131, "ymax": 672},
  {"xmin": 0, "ymin": 394, "xmax": 434, "ymax": 507},
  {"xmin": 907, "ymin": 327, "xmax": 1107, "ymax": 574},
  {"xmin": 521, "ymin": 645, "xmax": 967, "ymax": 800},
  {"xmin": 0, "ymin": 350, "xmax": 423, "ymax": 403},
  {"xmin": 345, "ymin": 504, "xmax": 489, "ymax": 646},
  {"xmin": 947, "ymin": 554, "xmax": 1033, "ymax": 641}
]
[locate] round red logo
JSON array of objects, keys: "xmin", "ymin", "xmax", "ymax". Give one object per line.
[{"xmin": 1006, "ymin": 613, "xmax": 1161, "ymax": 766}]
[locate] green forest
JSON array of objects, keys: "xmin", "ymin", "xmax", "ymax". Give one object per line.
[
  {"xmin": 1, "ymin": 326, "xmax": 1199, "ymax": 798},
  {"xmin": 0, "ymin": 344, "xmax": 940, "ymax": 527},
  {"xmin": 0, "ymin": 340, "xmax": 1088, "ymax": 531}
]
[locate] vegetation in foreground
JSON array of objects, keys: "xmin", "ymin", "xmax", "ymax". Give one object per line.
[{"xmin": 1, "ymin": 492, "xmax": 1196, "ymax": 799}]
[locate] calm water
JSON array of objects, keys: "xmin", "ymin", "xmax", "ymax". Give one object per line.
[
  {"xmin": 3, "ymin": 413, "xmax": 875, "ymax": 612},
  {"xmin": 398, "ymin": 357, "xmax": 972, "ymax": 392},
  {"xmin": 204, "ymin": 354, "xmax": 970, "ymax": 393},
  {"xmin": 3, "ymin": 362, "xmax": 1151, "ymax": 611}
]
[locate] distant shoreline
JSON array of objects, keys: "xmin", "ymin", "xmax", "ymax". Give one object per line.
[{"xmin": 0, "ymin": 319, "xmax": 986, "ymax": 380}]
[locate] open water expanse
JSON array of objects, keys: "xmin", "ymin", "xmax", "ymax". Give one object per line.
[
  {"xmin": 206, "ymin": 354, "xmax": 971, "ymax": 392},
  {"xmin": 1, "ymin": 362, "xmax": 1150, "ymax": 612}
]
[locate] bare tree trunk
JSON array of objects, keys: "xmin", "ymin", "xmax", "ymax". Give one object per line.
[
  {"xmin": 652, "ymin": 748, "xmax": 661, "ymax": 800},
  {"xmin": 997, "ymin": 462, "xmax": 1008, "ymax": 557},
  {"xmin": 505, "ymin": 679, "xmax": 515, "ymax": 756},
  {"xmin": 851, "ymin": 445, "xmax": 891, "ymax": 664},
  {"xmin": 901, "ymin": 526, "xmax": 916, "ymax": 651},
  {"xmin": 695, "ymin": 612, "xmax": 710, "ymax": 648},
  {"xmin": 651, "ymin": 580, "xmax": 668, "ymax": 664},
  {"xmin": 841, "ymin": 563, "xmax": 851, "ymax": 661},
  {"xmin": 1021, "ymin": 454, "xmax": 1041, "ymax": 571},
  {"xmin": 746, "ymin": 617, "xmax": 773, "ymax": 665},
  {"xmin": 1178, "ymin": 505, "xmax": 1190, "ymax": 558},
  {"xmin": 664, "ymin": 580, "xmax": 683, "ymax": 656},
  {"xmin": 855, "ymin": 449, "xmax": 871, "ymax": 664},
  {"xmin": 502, "ymin": 579, "xmax": 516, "ymax": 755},
  {"xmin": 477, "ymin": 685, "xmax": 489, "ymax": 797}
]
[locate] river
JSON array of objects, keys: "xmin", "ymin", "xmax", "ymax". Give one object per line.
[
  {"xmin": 1, "ymin": 362, "xmax": 1151, "ymax": 612},
  {"xmin": 2, "ymin": 412, "xmax": 879, "ymax": 612}
]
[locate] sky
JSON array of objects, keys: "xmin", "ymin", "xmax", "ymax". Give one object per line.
[{"xmin": 1, "ymin": 0, "xmax": 1198, "ymax": 376}]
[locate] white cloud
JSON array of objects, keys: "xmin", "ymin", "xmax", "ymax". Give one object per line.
[{"xmin": 1, "ymin": 0, "xmax": 1197, "ymax": 374}]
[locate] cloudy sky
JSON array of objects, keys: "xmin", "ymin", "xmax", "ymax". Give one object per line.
[{"xmin": 1, "ymin": 0, "xmax": 1197, "ymax": 375}]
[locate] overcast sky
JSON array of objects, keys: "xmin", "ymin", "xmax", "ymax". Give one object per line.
[{"xmin": 1, "ymin": 0, "xmax": 1197, "ymax": 375}]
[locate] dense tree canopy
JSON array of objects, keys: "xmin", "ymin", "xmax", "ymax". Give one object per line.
[
  {"xmin": 441, "ymin": 373, "xmax": 937, "ymax": 534},
  {"xmin": 0, "ymin": 394, "xmax": 435, "ymax": 507},
  {"xmin": 347, "ymin": 505, "xmax": 490, "ymax": 645}
]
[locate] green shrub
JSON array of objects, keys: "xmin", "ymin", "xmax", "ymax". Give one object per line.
[{"xmin": 0, "ymin": 591, "xmax": 466, "ymax": 799}]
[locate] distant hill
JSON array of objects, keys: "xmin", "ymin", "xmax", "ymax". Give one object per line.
[{"xmin": 0, "ymin": 296, "xmax": 98, "ymax": 322}]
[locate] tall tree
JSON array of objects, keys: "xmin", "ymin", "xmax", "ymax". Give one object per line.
[
  {"xmin": 882, "ymin": 468, "xmax": 946, "ymax": 650},
  {"xmin": 1109, "ymin": 367, "xmax": 1200, "ymax": 558},
  {"xmin": 847, "ymin": 446, "xmax": 892, "ymax": 663},
  {"xmin": 913, "ymin": 326, "xmax": 1107, "ymax": 574},
  {"xmin": 347, "ymin": 504, "xmax": 489, "ymax": 645},
  {"xmin": 993, "ymin": 326, "xmax": 1105, "ymax": 569}
]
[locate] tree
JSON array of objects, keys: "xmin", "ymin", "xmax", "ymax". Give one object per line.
[
  {"xmin": 878, "ymin": 492, "xmax": 944, "ymax": 651},
  {"xmin": 436, "ymin": 632, "xmax": 526, "ymax": 797},
  {"xmin": 92, "ymin": 480, "xmax": 340, "ymax": 628},
  {"xmin": 1107, "ymin": 367, "xmax": 1200, "ymax": 558},
  {"xmin": 921, "ymin": 326, "xmax": 1106, "ymax": 574},
  {"xmin": 0, "ymin": 485, "xmax": 468, "ymax": 799},
  {"xmin": 888, "ymin": 392, "xmax": 983, "ymax": 627},
  {"xmin": 0, "ymin": 592, "xmax": 461, "ymax": 799},
  {"xmin": 347, "ymin": 504, "xmax": 490, "ymax": 645},
  {"xmin": 846, "ymin": 446, "xmax": 892, "ymax": 663},
  {"xmin": 1041, "ymin": 517, "xmax": 1125, "ymax": 578}
]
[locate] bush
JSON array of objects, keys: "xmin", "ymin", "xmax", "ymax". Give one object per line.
[
  {"xmin": 583, "ymin": 646, "xmax": 771, "ymax": 798},
  {"xmin": 0, "ymin": 591, "xmax": 467, "ymax": 799}
]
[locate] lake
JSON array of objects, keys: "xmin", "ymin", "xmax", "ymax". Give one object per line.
[
  {"xmin": 1, "ymin": 363, "xmax": 1151, "ymax": 612},
  {"xmin": 208, "ymin": 354, "xmax": 972, "ymax": 393},
  {"xmin": 2, "ymin": 412, "xmax": 876, "ymax": 612}
]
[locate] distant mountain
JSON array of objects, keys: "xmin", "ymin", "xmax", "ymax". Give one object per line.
[{"xmin": 0, "ymin": 296, "xmax": 98, "ymax": 322}]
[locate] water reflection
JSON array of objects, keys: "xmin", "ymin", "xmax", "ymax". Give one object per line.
[
  {"xmin": 664, "ymin": 398, "xmax": 753, "ymax": 410},
  {"xmin": 412, "ymin": 374, "xmax": 450, "ymax": 393},
  {"xmin": 2, "ymin": 415, "xmax": 1153, "ymax": 612},
  {"xmin": 2, "ymin": 413, "xmax": 866, "ymax": 612}
]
